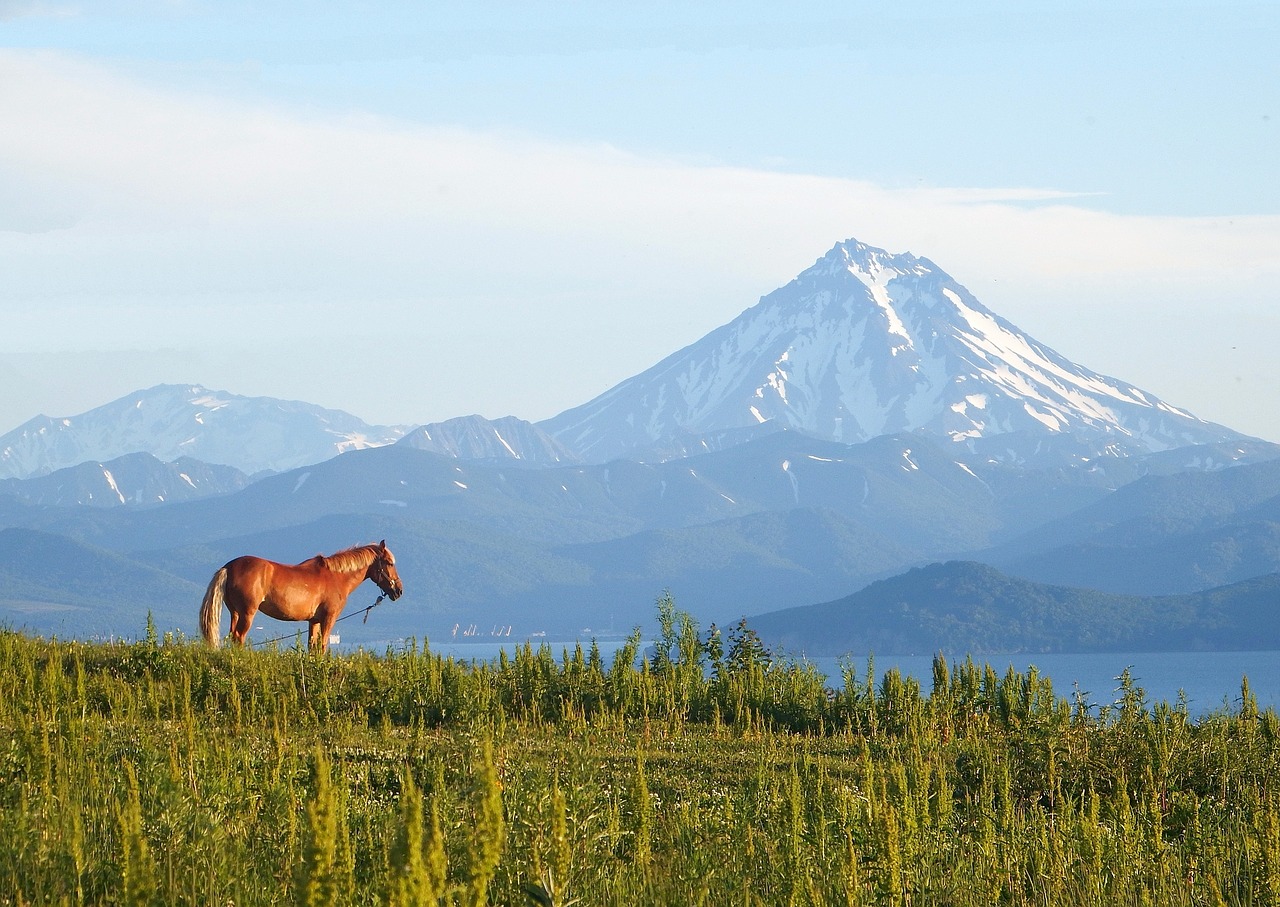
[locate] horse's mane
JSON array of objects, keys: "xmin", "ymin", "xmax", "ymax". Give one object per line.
[{"xmin": 316, "ymin": 544, "xmax": 381, "ymax": 574}]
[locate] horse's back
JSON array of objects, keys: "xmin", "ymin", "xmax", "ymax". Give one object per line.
[
  {"xmin": 222, "ymin": 554, "xmax": 280, "ymax": 595},
  {"xmin": 224, "ymin": 553, "xmax": 274, "ymax": 573}
]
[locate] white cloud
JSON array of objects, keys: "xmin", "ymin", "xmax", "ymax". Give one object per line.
[{"xmin": 4, "ymin": 51, "xmax": 1277, "ymax": 294}]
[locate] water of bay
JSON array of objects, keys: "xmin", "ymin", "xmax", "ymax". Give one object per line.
[
  {"xmin": 421, "ymin": 639, "xmax": 1277, "ymax": 718},
  {"xmin": 824, "ymin": 650, "xmax": 1274, "ymax": 717}
]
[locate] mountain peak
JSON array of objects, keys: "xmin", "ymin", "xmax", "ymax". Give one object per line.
[
  {"xmin": 819, "ymin": 237, "xmax": 924, "ymax": 279},
  {"xmin": 542, "ymin": 237, "xmax": 1250, "ymax": 465}
]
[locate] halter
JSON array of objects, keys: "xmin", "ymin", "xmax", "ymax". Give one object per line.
[{"xmin": 368, "ymin": 550, "xmax": 403, "ymax": 601}]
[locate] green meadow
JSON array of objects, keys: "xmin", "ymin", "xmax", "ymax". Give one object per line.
[{"xmin": 2, "ymin": 603, "xmax": 1279, "ymax": 905}]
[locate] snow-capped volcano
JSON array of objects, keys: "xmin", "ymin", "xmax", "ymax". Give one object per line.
[
  {"xmin": 0, "ymin": 384, "xmax": 411, "ymax": 479},
  {"xmin": 542, "ymin": 239, "xmax": 1250, "ymax": 464}
]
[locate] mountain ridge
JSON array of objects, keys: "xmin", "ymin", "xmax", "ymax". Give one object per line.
[
  {"xmin": 747, "ymin": 560, "xmax": 1280, "ymax": 657},
  {"xmin": 0, "ymin": 452, "xmax": 249, "ymax": 508},
  {"xmin": 397, "ymin": 414, "xmax": 578, "ymax": 466},
  {"xmin": 0, "ymin": 384, "xmax": 412, "ymax": 479}
]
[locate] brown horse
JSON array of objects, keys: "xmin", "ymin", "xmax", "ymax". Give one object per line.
[{"xmin": 199, "ymin": 540, "xmax": 403, "ymax": 652}]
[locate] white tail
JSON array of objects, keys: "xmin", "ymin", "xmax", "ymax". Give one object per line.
[{"xmin": 200, "ymin": 566, "xmax": 227, "ymax": 648}]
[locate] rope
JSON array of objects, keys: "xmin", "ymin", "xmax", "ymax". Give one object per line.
[{"xmin": 248, "ymin": 593, "xmax": 388, "ymax": 649}]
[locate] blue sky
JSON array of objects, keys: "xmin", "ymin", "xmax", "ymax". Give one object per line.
[{"xmin": 1, "ymin": 1, "xmax": 1278, "ymax": 440}]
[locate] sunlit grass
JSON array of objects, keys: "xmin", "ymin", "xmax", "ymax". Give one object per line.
[{"xmin": 1, "ymin": 612, "xmax": 1278, "ymax": 905}]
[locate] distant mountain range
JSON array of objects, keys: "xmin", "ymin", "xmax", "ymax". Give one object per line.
[
  {"xmin": 1, "ymin": 237, "xmax": 1277, "ymax": 653},
  {"xmin": 397, "ymin": 415, "xmax": 577, "ymax": 466},
  {"xmin": 0, "ymin": 452, "xmax": 249, "ymax": 508},
  {"xmin": 985, "ymin": 456, "xmax": 1280, "ymax": 594},
  {"xmin": 748, "ymin": 561, "xmax": 1280, "ymax": 657},
  {"xmin": 0, "ymin": 384, "xmax": 411, "ymax": 479}
]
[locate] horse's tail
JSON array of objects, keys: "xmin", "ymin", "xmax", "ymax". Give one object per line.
[{"xmin": 200, "ymin": 566, "xmax": 227, "ymax": 648}]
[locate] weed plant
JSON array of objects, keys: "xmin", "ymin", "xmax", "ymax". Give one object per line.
[{"xmin": 1, "ymin": 603, "xmax": 1279, "ymax": 905}]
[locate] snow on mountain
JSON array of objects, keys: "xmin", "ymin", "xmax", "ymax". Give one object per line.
[
  {"xmin": 396, "ymin": 415, "xmax": 579, "ymax": 465},
  {"xmin": 542, "ymin": 238, "xmax": 1252, "ymax": 465},
  {"xmin": 0, "ymin": 452, "xmax": 250, "ymax": 507},
  {"xmin": 0, "ymin": 384, "xmax": 411, "ymax": 479}
]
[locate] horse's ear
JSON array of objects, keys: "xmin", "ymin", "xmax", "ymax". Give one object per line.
[{"xmin": 379, "ymin": 539, "xmax": 387, "ymax": 549}]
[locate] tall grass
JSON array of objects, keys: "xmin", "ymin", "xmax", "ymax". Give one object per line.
[{"xmin": 1, "ymin": 609, "xmax": 1278, "ymax": 905}]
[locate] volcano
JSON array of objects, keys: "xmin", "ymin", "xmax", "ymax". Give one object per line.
[{"xmin": 542, "ymin": 238, "xmax": 1247, "ymax": 465}]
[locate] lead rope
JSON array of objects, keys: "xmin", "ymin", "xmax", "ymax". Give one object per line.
[{"xmin": 360, "ymin": 594, "xmax": 387, "ymax": 623}]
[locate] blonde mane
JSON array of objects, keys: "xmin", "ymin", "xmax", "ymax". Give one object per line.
[{"xmin": 317, "ymin": 544, "xmax": 380, "ymax": 574}]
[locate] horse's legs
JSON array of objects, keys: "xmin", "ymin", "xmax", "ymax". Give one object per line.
[
  {"xmin": 229, "ymin": 600, "xmax": 260, "ymax": 647},
  {"xmin": 309, "ymin": 607, "xmax": 341, "ymax": 654},
  {"xmin": 229, "ymin": 610, "xmax": 247, "ymax": 645}
]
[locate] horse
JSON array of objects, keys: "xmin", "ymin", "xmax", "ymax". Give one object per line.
[{"xmin": 199, "ymin": 540, "xmax": 403, "ymax": 652}]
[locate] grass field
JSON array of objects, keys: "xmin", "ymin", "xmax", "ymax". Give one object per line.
[{"xmin": 2, "ymin": 605, "xmax": 1279, "ymax": 905}]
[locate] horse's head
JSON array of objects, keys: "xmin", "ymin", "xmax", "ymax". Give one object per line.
[{"xmin": 369, "ymin": 540, "xmax": 404, "ymax": 601}]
